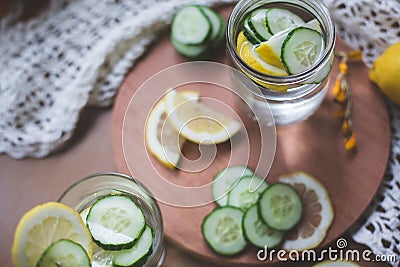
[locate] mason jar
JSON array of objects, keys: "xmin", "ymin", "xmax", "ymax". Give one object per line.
[
  {"xmin": 58, "ymin": 172, "xmax": 165, "ymax": 267},
  {"xmin": 227, "ymin": 0, "xmax": 335, "ymax": 125}
]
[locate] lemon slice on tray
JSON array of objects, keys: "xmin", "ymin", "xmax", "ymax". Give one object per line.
[
  {"xmin": 164, "ymin": 89, "xmax": 242, "ymax": 145},
  {"xmin": 145, "ymin": 91, "xmax": 199, "ymax": 169},
  {"xmin": 12, "ymin": 202, "xmax": 92, "ymax": 267},
  {"xmin": 279, "ymin": 172, "xmax": 334, "ymax": 251}
]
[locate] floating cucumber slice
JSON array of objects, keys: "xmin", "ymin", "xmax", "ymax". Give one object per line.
[
  {"xmin": 248, "ymin": 9, "xmax": 272, "ymax": 41},
  {"xmin": 281, "ymin": 27, "xmax": 324, "ymax": 74},
  {"xmin": 36, "ymin": 239, "xmax": 90, "ymax": 267},
  {"xmin": 86, "ymin": 195, "xmax": 145, "ymax": 250},
  {"xmin": 113, "ymin": 225, "xmax": 154, "ymax": 267},
  {"xmin": 201, "ymin": 206, "xmax": 247, "ymax": 255},
  {"xmin": 258, "ymin": 183, "xmax": 303, "ymax": 231},
  {"xmin": 266, "ymin": 8, "xmax": 304, "ymax": 34},
  {"xmin": 257, "ymin": 19, "xmax": 320, "ymax": 62},
  {"xmin": 243, "ymin": 17, "xmax": 262, "ymax": 45}
]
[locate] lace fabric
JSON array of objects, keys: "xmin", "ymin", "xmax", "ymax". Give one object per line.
[{"xmin": 0, "ymin": 0, "xmax": 399, "ymax": 264}]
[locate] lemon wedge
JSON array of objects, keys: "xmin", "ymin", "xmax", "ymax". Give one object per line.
[
  {"xmin": 240, "ymin": 41, "xmax": 287, "ymax": 76},
  {"xmin": 254, "ymin": 42, "xmax": 285, "ymax": 69},
  {"xmin": 12, "ymin": 202, "xmax": 92, "ymax": 267},
  {"xmin": 145, "ymin": 91, "xmax": 199, "ymax": 169},
  {"xmin": 164, "ymin": 89, "xmax": 242, "ymax": 144},
  {"xmin": 236, "ymin": 31, "xmax": 248, "ymax": 51},
  {"xmin": 279, "ymin": 172, "xmax": 334, "ymax": 251}
]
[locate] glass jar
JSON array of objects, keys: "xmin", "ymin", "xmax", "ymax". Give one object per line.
[
  {"xmin": 58, "ymin": 172, "xmax": 165, "ymax": 267},
  {"xmin": 227, "ymin": 0, "xmax": 335, "ymax": 125}
]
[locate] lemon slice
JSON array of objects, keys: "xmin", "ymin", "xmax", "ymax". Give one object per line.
[
  {"xmin": 145, "ymin": 91, "xmax": 199, "ymax": 169},
  {"xmin": 313, "ymin": 260, "xmax": 361, "ymax": 267},
  {"xmin": 240, "ymin": 41, "xmax": 287, "ymax": 76},
  {"xmin": 236, "ymin": 31, "xmax": 248, "ymax": 51},
  {"xmin": 164, "ymin": 89, "xmax": 242, "ymax": 144},
  {"xmin": 12, "ymin": 202, "xmax": 92, "ymax": 267},
  {"xmin": 279, "ymin": 172, "xmax": 334, "ymax": 251},
  {"xmin": 254, "ymin": 42, "xmax": 285, "ymax": 69}
]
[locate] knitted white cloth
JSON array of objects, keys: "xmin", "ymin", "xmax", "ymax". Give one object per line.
[{"xmin": 0, "ymin": 0, "xmax": 399, "ymax": 264}]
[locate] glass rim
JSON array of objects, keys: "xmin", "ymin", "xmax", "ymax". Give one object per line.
[
  {"xmin": 57, "ymin": 172, "xmax": 155, "ymax": 201},
  {"xmin": 227, "ymin": 0, "xmax": 336, "ymax": 85},
  {"xmin": 57, "ymin": 171, "xmax": 165, "ymax": 266}
]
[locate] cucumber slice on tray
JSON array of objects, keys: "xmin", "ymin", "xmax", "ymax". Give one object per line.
[
  {"xmin": 201, "ymin": 206, "xmax": 247, "ymax": 255},
  {"xmin": 258, "ymin": 183, "xmax": 303, "ymax": 231},
  {"xmin": 171, "ymin": 5, "xmax": 211, "ymax": 45},
  {"xmin": 242, "ymin": 204, "xmax": 284, "ymax": 248},
  {"xmin": 171, "ymin": 5, "xmax": 226, "ymax": 59},
  {"xmin": 227, "ymin": 175, "xmax": 268, "ymax": 211},
  {"xmin": 212, "ymin": 165, "xmax": 254, "ymax": 206},
  {"xmin": 86, "ymin": 195, "xmax": 146, "ymax": 250},
  {"xmin": 36, "ymin": 239, "xmax": 90, "ymax": 267}
]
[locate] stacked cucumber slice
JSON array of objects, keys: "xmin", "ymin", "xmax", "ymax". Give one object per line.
[
  {"xmin": 171, "ymin": 5, "xmax": 226, "ymax": 59},
  {"xmin": 241, "ymin": 8, "xmax": 326, "ymax": 76},
  {"xmin": 85, "ymin": 195, "xmax": 154, "ymax": 267},
  {"xmin": 202, "ymin": 165, "xmax": 303, "ymax": 255}
]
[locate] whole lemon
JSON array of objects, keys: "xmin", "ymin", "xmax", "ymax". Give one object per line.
[{"xmin": 369, "ymin": 42, "xmax": 400, "ymax": 105}]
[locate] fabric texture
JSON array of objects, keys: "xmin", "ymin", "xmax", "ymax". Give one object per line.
[{"xmin": 0, "ymin": 0, "xmax": 399, "ymax": 264}]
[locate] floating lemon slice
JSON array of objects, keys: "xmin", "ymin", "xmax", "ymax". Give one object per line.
[
  {"xmin": 236, "ymin": 31, "xmax": 248, "ymax": 51},
  {"xmin": 12, "ymin": 202, "xmax": 92, "ymax": 267},
  {"xmin": 145, "ymin": 91, "xmax": 199, "ymax": 169},
  {"xmin": 239, "ymin": 41, "xmax": 288, "ymax": 92},
  {"xmin": 313, "ymin": 260, "xmax": 361, "ymax": 267},
  {"xmin": 279, "ymin": 172, "xmax": 334, "ymax": 251},
  {"xmin": 240, "ymin": 41, "xmax": 287, "ymax": 76},
  {"xmin": 254, "ymin": 42, "xmax": 285, "ymax": 69},
  {"xmin": 164, "ymin": 89, "xmax": 242, "ymax": 145}
]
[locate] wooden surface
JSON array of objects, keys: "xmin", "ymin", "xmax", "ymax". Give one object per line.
[
  {"xmin": 0, "ymin": 108, "xmax": 390, "ymax": 267},
  {"xmin": 0, "ymin": 2, "xmax": 391, "ymax": 267},
  {"xmin": 111, "ymin": 5, "xmax": 391, "ymax": 266}
]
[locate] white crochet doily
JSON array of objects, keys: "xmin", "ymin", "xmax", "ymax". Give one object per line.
[{"xmin": 0, "ymin": 0, "xmax": 399, "ymax": 265}]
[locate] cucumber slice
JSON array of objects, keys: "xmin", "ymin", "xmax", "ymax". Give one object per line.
[
  {"xmin": 199, "ymin": 6, "xmax": 226, "ymax": 45},
  {"xmin": 243, "ymin": 18, "xmax": 261, "ymax": 45},
  {"xmin": 171, "ymin": 38, "xmax": 209, "ymax": 59},
  {"xmin": 248, "ymin": 9, "xmax": 272, "ymax": 41},
  {"xmin": 227, "ymin": 175, "xmax": 268, "ymax": 211},
  {"xmin": 281, "ymin": 27, "xmax": 324, "ymax": 75},
  {"xmin": 256, "ymin": 19, "xmax": 321, "ymax": 66},
  {"xmin": 201, "ymin": 206, "xmax": 247, "ymax": 255},
  {"xmin": 171, "ymin": 5, "xmax": 211, "ymax": 45},
  {"xmin": 86, "ymin": 195, "xmax": 146, "ymax": 250},
  {"xmin": 36, "ymin": 239, "xmax": 90, "ymax": 267},
  {"xmin": 266, "ymin": 8, "xmax": 304, "ymax": 35},
  {"xmin": 113, "ymin": 225, "xmax": 154, "ymax": 267},
  {"xmin": 242, "ymin": 204, "xmax": 284, "ymax": 248},
  {"xmin": 212, "ymin": 165, "xmax": 254, "ymax": 206},
  {"xmin": 258, "ymin": 183, "xmax": 303, "ymax": 231}
]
